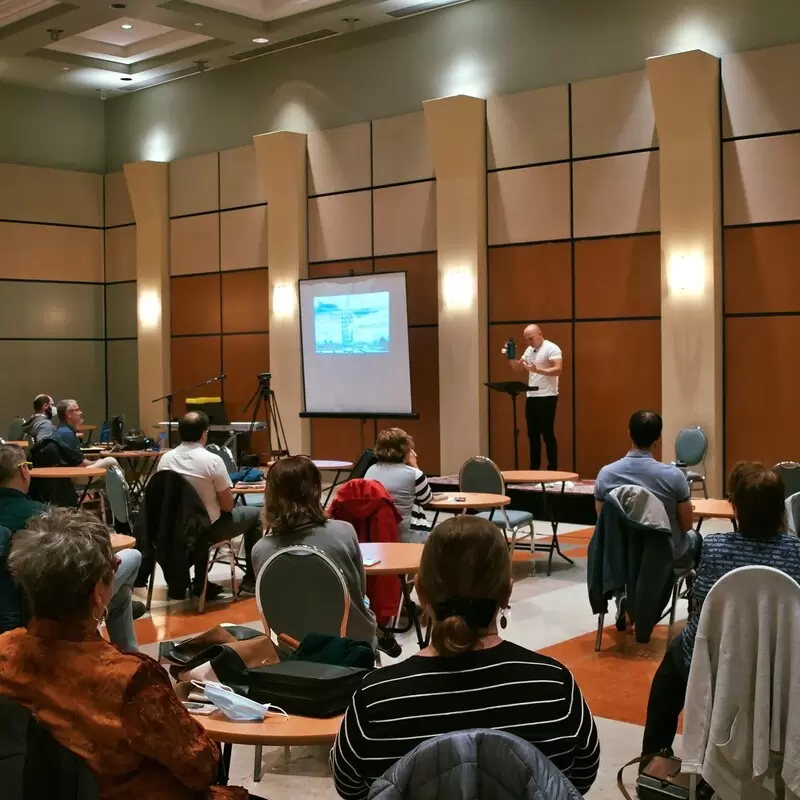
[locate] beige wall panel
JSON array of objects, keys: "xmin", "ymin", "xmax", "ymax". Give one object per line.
[
  {"xmin": 105, "ymin": 282, "xmax": 137, "ymax": 340},
  {"xmin": 104, "ymin": 171, "xmax": 134, "ymax": 227},
  {"xmin": 573, "ymin": 151, "xmax": 660, "ymax": 238},
  {"xmin": 0, "ymin": 222, "xmax": 102, "ymax": 281},
  {"xmin": 572, "ymin": 70, "xmax": 657, "ymax": 158},
  {"xmin": 722, "ymin": 42, "xmax": 800, "ymax": 138},
  {"xmin": 723, "ymin": 135, "xmax": 800, "ymax": 226},
  {"xmin": 170, "ymin": 214, "xmax": 220, "ymax": 275},
  {"xmin": 307, "ymin": 122, "xmax": 371, "ymax": 196},
  {"xmin": 372, "ymin": 111, "xmax": 433, "ymax": 186},
  {"xmin": 308, "ymin": 191, "xmax": 372, "ymax": 262},
  {"xmin": 373, "ymin": 181, "xmax": 436, "ymax": 256},
  {"xmin": 107, "ymin": 339, "xmax": 139, "ymax": 428},
  {"xmin": 220, "ymin": 206, "xmax": 268, "ymax": 271},
  {"xmin": 105, "ymin": 224, "xmax": 137, "ymax": 283},
  {"xmin": 169, "ymin": 152, "xmax": 219, "ymax": 217},
  {"xmin": 487, "ymin": 85, "xmax": 570, "ymax": 169},
  {"xmin": 219, "ymin": 144, "xmax": 266, "ymax": 209},
  {"xmin": 488, "ymin": 163, "xmax": 571, "ymax": 245},
  {"xmin": 0, "ymin": 163, "xmax": 102, "ymax": 227}
]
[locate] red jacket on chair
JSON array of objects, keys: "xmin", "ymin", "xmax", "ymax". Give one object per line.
[{"xmin": 329, "ymin": 479, "xmax": 402, "ymax": 622}]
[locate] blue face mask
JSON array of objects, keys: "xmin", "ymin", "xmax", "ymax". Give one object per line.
[{"xmin": 192, "ymin": 680, "xmax": 288, "ymax": 722}]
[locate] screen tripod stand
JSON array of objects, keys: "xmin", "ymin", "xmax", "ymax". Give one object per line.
[{"xmin": 243, "ymin": 372, "xmax": 289, "ymax": 460}]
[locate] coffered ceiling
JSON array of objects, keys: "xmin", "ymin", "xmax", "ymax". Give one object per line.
[{"xmin": 0, "ymin": 0, "xmax": 472, "ymax": 96}]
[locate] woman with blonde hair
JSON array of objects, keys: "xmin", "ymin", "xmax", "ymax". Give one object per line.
[
  {"xmin": 251, "ymin": 455, "xmax": 376, "ymax": 647},
  {"xmin": 331, "ymin": 516, "xmax": 600, "ymax": 799},
  {"xmin": 365, "ymin": 427, "xmax": 433, "ymax": 542}
]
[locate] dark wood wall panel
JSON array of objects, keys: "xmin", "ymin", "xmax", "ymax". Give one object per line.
[
  {"xmin": 308, "ymin": 260, "xmax": 373, "ymax": 279},
  {"xmin": 725, "ymin": 316, "xmax": 800, "ymax": 471},
  {"xmin": 725, "ymin": 225, "xmax": 800, "ymax": 314},
  {"xmin": 377, "ymin": 326, "xmax": 441, "ymax": 473},
  {"xmin": 221, "ymin": 333, "xmax": 270, "ymax": 457},
  {"xmin": 488, "ymin": 322, "xmax": 573, "ymax": 471},
  {"xmin": 221, "ymin": 268, "xmax": 269, "ymax": 333},
  {"xmin": 310, "ymin": 419, "xmax": 375, "ymax": 463},
  {"xmin": 488, "ymin": 243, "xmax": 572, "ymax": 323},
  {"xmin": 171, "ymin": 274, "xmax": 221, "ymax": 335},
  {"xmin": 171, "ymin": 335, "xmax": 222, "ymax": 414},
  {"xmin": 374, "ymin": 254, "xmax": 438, "ymax": 326},
  {"xmin": 574, "ymin": 234, "xmax": 660, "ymax": 319},
  {"xmin": 574, "ymin": 320, "xmax": 661, "ymax": 478}
]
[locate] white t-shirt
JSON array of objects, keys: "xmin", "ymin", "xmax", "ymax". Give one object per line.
[
  {"xmin": 157, "ymin": 441, "xmax": 232, "ymax": 523},
  {"xmin": 523, "ymin": 340, "xmax": 562, "ymax": 398}
]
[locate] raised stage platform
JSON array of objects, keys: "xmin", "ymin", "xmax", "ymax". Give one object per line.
[{"xmin": 428, "ymin": 475, "xmax": 598, "ymax": 527}]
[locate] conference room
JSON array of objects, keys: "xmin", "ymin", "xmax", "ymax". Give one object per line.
[{"xmin": 2, "ymin": 1, "xmax": 800, "ymax": 798}]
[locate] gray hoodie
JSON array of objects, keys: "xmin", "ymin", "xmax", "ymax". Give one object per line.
[{"xmin": 22, "ymin": 414, "xmax": 56, "ymax": 442}]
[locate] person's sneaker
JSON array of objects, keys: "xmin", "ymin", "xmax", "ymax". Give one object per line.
[
  {"xmin": 131, "ymin": 600, "xmax": 146, "ymax": 620},
  {"xmin": 238, "ymin": 579, "xmax": 256, "ymax": 597},
  {"xmin": 377, "ymin": 629, "xmax": 402, "ymax": 658},
  {"xmin": 192, "ymin": 581, "xmax": 224, "ymax": 601}
]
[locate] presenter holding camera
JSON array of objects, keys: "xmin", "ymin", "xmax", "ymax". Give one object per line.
[{"xmin": 504, "ymin": 324, "xmax": 563, "ymax": 471}]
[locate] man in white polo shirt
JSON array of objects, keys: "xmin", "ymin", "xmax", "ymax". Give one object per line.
[
  {"xmin": 509, "ymin": 324, "xmax": 563, "ymax": 471},
  {"xmin": 158, "ymin": 411, "xmax": 262, "ymax": 598}
]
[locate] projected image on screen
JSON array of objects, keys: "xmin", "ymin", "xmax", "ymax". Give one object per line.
[{"xmin": 313, "ymin": 292, "xmax": 390, "ymax": 354}]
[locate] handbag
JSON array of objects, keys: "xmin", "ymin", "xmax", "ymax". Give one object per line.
[
  {"xmin": 617, "ymin": 755, "xmax": 713, "ymax": 800},
  {"xmin": 160, "ymin": 624, "xmax": 266, "ymax": 667}
]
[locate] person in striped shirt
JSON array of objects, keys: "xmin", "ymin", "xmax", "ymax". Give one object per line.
[
  {"xmin": 364, "ymin": 428, "xmax": 434, "ymax": 543},
  {"xmin": 330, "ymin": 516, "xmax": 600, "ymax": 798}
]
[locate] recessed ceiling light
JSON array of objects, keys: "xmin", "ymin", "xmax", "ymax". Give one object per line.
[
  {"xmin": 252, "ymin": 37, "xmax": 269, "ymax": 43},
  {"xmin": 121, "ymin": 76, "xmax": 133, "ymax": 81},
  {"xmin": 109, "ymin": 3, "xmax": 126, "ymax": 7},
  {"xmin": 61, "ymin": 66, "xmax": 71, "ymax": 71},
  {"xmin": 194, "ymin": 22, "xmax": 204, "ymax": 27},
  {"xmin": 121, "ymin": 23, "xmax": 133, "ymax": 29}
]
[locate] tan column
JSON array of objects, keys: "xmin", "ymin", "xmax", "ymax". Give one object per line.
[
  {"xmin": 424, "ymin": 95, "xmax": 487, "ymax": 473},
  {"xmin": 253, "ymin": 131, "xmax": 310, "ymax": 456},
  {"xmin": 647, "ymin": 51, "xmax": 722, "ymax": 495},
  {"xmin": 123, "ymin": 161, "xmax": 170, "ymax": 438}
]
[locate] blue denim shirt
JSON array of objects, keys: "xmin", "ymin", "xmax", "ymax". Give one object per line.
[{"xmin": 51, "ymin": 424, "xmax": 84, "ymax": 467}]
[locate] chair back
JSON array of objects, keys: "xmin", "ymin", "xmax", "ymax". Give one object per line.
[
  {"xmin": 256, "ymin": 545, "xmax": 349, "ymax": 642},
  {"xmin": 674, "ymin": 427, "xmax": 707, "ymax": 467},
  {"xmin": 0, "ymin": 696, "xmax": 99, "ymax": 799},
  {"xmin": 105, "ymin": 465, "xmax": 132, "ymax": 527},
  {"xmin": 459, "ymin": 456, "xmax": 505, "ymax": 495},
  {"xmin": 28, "ymin": 440, "xmax": 77, "ymax": 508},
  {"xmin": 786, "ymin": 491, "xmax": 800, "ymax": 535},
  {"xmin": 206, "ymin": 443, "xmax": 236, "ymax": 473},
  {"xmin": 774, "ymin": 461, "xmax": 800, "ymax": 499},
  {"xmin": 7, "ymin": 418, "xmax": 25, "ymax": 442},
  {"xmin": 368, "ymin": 728, "xmax": 583, "ymax": 800}
]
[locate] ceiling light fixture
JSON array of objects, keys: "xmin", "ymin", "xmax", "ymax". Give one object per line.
[
  {"xmin": 61, "ymin": 66, "xmax": 71, "ymax": 71},
  {"xmin": 194, "ymin": 22, "xmax": 204, "ymax": 27},
  {"xmin": 121, "ymin": 23, "xmax": 133, "ymax": 30},
  {"xmin": 120, "ymin": 76, "xmax": 133, "ymax": 81},
  {"xmin": 109, "ymin": 3, "xmax": 127, "ymax": 7},
  {"xmin": 252, "ymin": 37, "xmax": 269, "ymax": 43}
]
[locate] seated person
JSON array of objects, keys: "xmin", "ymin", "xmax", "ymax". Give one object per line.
[
  {"xmin": 0, "ymin": 445, "xmax": 141, "ymax": 648},
  {"xmin": 22, "ymin": 393, "xmax": 56, "ymax": 442},
  {"xmin": 252, "ymin": 456, "xmax": 377, "ymax": 648},
  {"xmin": 641, "ymin": 462, "xmax": 800, "ymax": 758},
  {"xmin": 595, "ymin": 410, "xmax": 701, "ymax": 569},
  {"xmin": 158, "ymin": 412, "xmax": 262, "ymax": 598},
  {"xmin": 0, "ymin": 508, "xmax": 263, "ymax": 800},
  {"xmin": 364, "ymin": 428, "xmax": 433, "ymax": 543},
  {"xmin": 51, "ymin": 399, "xmax": 120, "ymax": 471},
  {"xmin": 331, "ymin": 516, "xmax": 600, "ymax": 799}
]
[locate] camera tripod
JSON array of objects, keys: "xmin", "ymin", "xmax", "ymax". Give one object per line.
[{"xmin": 243, "ymin": 372, "xmax": 289, "ymax": 459}]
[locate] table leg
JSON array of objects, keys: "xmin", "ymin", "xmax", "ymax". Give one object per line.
[
  {"xmin": 219, "ymin": 743, "xmax": 231, "ymax": 785},
  {"xmin": 324, "ymin": 469, "xmax": 344, "ymax": 506},
  {"xmin": 132, "ymin": 456, "xmax": 159, "ymax": 503},
  {"xmin": 400, "ymin": 575, "xmax": 425, "ymax": 650},
  {"xmin": 696, "ymin": 516, "xmax": 704, "ymax": 534},
  {"xmin": 77, "ymin": 477, "xmax": 95, "ymax": 506},
  {"xmin": 535, "ymin": 481, "xmax": 574, "ymax": 576}
]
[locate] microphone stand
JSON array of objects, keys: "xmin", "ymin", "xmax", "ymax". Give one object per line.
[{"xmin": 152, "ymin": 374, "xmax": 224, "ymax": 448}]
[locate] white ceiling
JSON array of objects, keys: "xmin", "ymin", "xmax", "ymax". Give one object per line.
[{"xmin": 0, "ymin": 0, "xmax": 473, "ymax": 97}]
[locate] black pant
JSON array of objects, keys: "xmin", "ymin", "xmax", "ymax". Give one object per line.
[
  {"xmin": 525, "ymin": 395, "xmax": 558, "ymax": 470},
  {"xmin": 192, "ymin": 510, "xmax": 262, "ymax": 587},
  {"xmin": 641, "ymin": 636, "xmax": 690, "ymax": 755}
]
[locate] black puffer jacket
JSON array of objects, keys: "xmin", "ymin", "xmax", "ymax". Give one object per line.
[{"xmin": 368, "ymin": 729, "xmax": 583, "ymax": 800}]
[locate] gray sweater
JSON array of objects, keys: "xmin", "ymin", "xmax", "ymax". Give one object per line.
[{"xmin": 251, "ymin": 519, "xmax": 377, "ymax": 646}]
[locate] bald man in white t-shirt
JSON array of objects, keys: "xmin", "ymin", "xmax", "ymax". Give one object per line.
[{"xmin": 509, "ymin": 324, "xmax": 563, "ymax": 470}]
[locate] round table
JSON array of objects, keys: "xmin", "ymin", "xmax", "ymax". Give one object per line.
[
  {"xmin": 692, "ymin": 498, "xmax": 735, "ymax": 532},
  {"xmin": 111, "ymin": 533, "xmax": 136, "ymax": 553},
  {"xmin": 99, "ymin": 449, "xmax": 166, "ymax": 502},
  {"xmin": 361, "ymin": 541, "xmax": 532, "ymax": 575},
  {"xmin": 427, "ymin": 492, "xmax": 510, "ymax": 511},
  {"xmin": 198, "ymin": 711, "xmax": 342, "ymax": 783},
  {"xmin": 232, "ymin": 484, "xmax": 265, "ymax": 495},
  {"xmin": 30, "ymin": 466, "xmax": 107, "ymax": 504},
  {"xmin": 501, "ymin": 470, "xmax": 580, "ymax": 576},
  {"xmin": 77, "ymin": 424, "xmax": 97, "ymax": 444},
  {"xmin": 4, "ymin": 440, "xmax": 29, "ymax": 448}
]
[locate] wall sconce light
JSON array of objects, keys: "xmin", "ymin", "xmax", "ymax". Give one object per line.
[
  {"xmin": 667, "ymin": 254, "xmax": 705, "ymax": 296},
  {"xmin": 272, "ymin": 284, "xmax": 296, "ymax": 318},
  {"xmin": 137, "ymin": 290, "xmax": 161, "ymax": 329},
  {"xmin": 443, "ymin": 267, "xmax": 475, "ymax": 310}
]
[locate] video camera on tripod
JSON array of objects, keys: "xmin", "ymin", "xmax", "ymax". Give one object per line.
[{"xmin": 244, "ymin": 372, "xmax": 289, "ymax": 460}]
